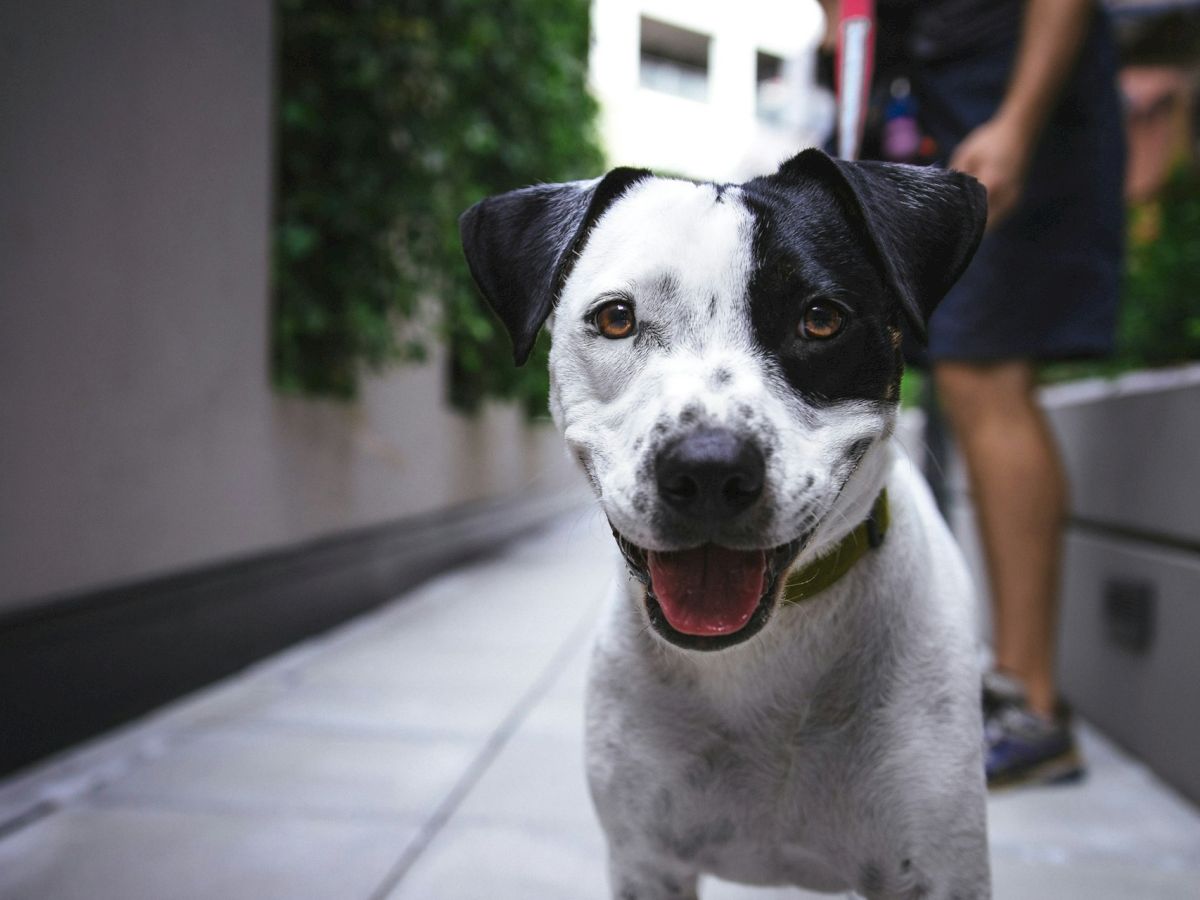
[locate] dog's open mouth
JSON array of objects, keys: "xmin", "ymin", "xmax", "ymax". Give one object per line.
[{"xmin": 613, "ymin": 532, "xmax": 803, "ymax": 650}]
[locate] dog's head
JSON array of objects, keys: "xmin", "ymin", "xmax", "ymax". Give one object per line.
[{"xmin": 460, "ymin": 149, "xmax": 985, "ymax": 651}]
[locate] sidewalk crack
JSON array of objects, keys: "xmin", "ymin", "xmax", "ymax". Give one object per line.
[{"xmin": 366, "ymin": 602, "xmax": 598, "ymax": 899}]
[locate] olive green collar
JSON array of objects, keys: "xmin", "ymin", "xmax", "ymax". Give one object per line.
[{"xmin": 781, "ymin": 490, "xmax": 889, "ymax": 604}]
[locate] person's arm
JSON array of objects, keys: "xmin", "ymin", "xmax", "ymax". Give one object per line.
[{"xmin": 950, "ymin": 0, "xmax": 1094, "ymax": 228}]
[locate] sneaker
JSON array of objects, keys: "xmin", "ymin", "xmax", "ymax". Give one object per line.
[
  {"xmin": 981, "ymin": 669, "xmax": 1025, "ymax": 719},
  {"xmin": 983, "ymin": 671, "xmax": 1085, "ymax": 789}
]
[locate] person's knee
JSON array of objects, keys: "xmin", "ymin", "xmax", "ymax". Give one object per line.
[
  {"xmin": 933, "ymin": 363, "xmax": 985, "ymax": 416},
  {"xmin": 934, "ymin": 361, "xmax": 1037, "ymax": 431}
]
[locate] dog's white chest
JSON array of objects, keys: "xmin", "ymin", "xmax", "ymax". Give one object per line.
[{"xmin": 583, "ymin": 475, "xmax": 990, "ymax": 898}]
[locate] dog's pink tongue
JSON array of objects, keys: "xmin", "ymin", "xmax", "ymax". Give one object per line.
[{"xmin": 647, "ymin": 546, "xmax": 766, "ymax": 637}]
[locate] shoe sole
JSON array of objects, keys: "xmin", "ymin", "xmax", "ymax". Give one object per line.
[{"xmin": 988, "ymin": 747, "xmax": 1086, "ymax": 792}]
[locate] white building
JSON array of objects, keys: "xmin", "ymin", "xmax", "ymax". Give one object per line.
[{"xmin": 590, "ymin": 0, "xmax": 829, "ymax": 182}]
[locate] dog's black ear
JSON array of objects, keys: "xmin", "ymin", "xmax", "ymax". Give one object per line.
[
  {"xmin": 775, "ymin": 148, "xmax": 987, "ymax": 341},
  {"xmin": 458, "ymin": 167, "xmax": 653, "ymax": 365}
]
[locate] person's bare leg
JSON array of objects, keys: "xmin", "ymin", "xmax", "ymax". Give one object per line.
[{"xmin": 934, "ymin": 360, "xmax": 1065, "ymax": 718}]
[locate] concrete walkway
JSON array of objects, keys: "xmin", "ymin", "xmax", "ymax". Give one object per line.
[{"xmin": 2, "ymin": 509, "xmax": 1198, "ymax": 899}]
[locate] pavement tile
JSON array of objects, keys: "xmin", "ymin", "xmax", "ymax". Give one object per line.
[
  {"xmin": 292, "ymin": 634, "xmax": 551, "ymax": 692},
  {"xmin": 702, "ymin": 880, "xmax": 835, "ymax": 898},
  {"xmin": 989, "ymin": 725, "xmax": 1200, "ymax": 877},
  {"xmin": 452, "ymin": 727, "xmax": 597, "ymax": 833},
  {"xmin": 225, "ymin": 678, "xmax": 518, "ymax": 741},
  {"xmin": 320, "ymin": 516, "xmax": 613, "ymax": 661},
  {"xmin": 0, "ymin": 805, "xmax": 416, "ymax": 900},
  {"xmin": 359, "ymin": 576, "xmax": 587, "ymax": 653},
  {"xmin": 992, "ymin": 857, "xmax": 1200, "ymax": 900},
  {"xmin": 91, "ymin": 727, "xmax": 478, "ymax": 821},
  {"xmin": 513, "ymin": 650, "xmax": 593, "ymax": 742},
  {"xmin": 385, "ymin": 819, "xmax": 608, "ymax": 900}
]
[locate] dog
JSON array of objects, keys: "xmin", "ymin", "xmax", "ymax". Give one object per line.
[{"xmin": 460, "ymin": 148, "xmax": 991, "ymax": 899}]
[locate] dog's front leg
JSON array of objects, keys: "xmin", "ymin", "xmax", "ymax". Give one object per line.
[{"xmin": 607, "ymin": 852, "xmax": 699, "ymax": 900}]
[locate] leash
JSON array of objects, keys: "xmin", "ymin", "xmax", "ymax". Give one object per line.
[
  {"xmin": 812, "ymin": 2, "xmax": 884, "ymax": 596},
  {"xmin": 835, "ymin": 0, "xmax": 876, "ymax": 161},
  {"xmin": 802, "ymin": 4, "xmax": 884, "ymax": 598},
  {"xmin": 781, "ymin": 489, "xmax": 889, "ymax": 604}
]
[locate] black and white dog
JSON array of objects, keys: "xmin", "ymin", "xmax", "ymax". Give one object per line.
[{"xmin": 460, "ymin": 149, "xmax": 991, "ymax": 899}]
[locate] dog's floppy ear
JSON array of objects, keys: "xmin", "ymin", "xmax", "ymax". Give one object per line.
[
  {"xmin": 775, "ymin": 148, "xmax": 987, "ymax": 341},
  {"xmin": 458, "ymin": 167, "xmax": 652, "ymax": 365}
]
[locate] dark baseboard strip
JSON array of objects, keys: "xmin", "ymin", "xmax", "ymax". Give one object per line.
[
  {"xmin": 948, "ymin": 488, "xmax": 1200, "ymax": 558},
  {"xmin": 1067, "ymin": 516, "xmax": 1200, "ymax": 558},
  {"xmin": 0, "ymin": 489, "xmax": 589, "ymax": 777}
]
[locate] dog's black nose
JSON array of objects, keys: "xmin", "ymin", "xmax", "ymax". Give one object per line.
[{"xmin": 656, "ymin": 427, "xmax": 765, "ymax": 523}]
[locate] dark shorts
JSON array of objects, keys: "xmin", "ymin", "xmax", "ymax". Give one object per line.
[{"xmin": 913, "ymin": 12, "xmax": 1127, "ymax": 363}]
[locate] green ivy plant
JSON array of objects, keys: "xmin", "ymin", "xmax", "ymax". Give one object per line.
[
  {"xmin": 1120, "ymin": 164, "xmax": 1200, "ymax": 366},
  {"xmin": 273, "ymin": 0, "xmax": 603, "ymax": 412},
  {"xmin": 1039, "ymin": 163, "xmax": 1200, "ymax": 385}
]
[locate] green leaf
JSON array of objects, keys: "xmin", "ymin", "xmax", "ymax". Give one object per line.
[{"xmin": 270, "ymin": 0, "xmax": 603, "ymax": 407}]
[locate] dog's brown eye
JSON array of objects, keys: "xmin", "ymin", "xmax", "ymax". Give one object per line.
[
  {"xmin": 594, "ymin": 300, "xmax": 636, "ymax": 339},
  {"xmin": 797, "ymin": 301, "xmax": 845, "ymax": 340}
]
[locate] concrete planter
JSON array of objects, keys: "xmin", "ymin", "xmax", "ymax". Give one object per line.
[{"xmin": 948, "ymin": 363, "xmax": 1200, "ymax": 804}]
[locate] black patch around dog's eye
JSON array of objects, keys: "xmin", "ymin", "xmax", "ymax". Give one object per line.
[{"xmin": 739, "ymin": 183, "xmax": 902, "ymax": 406}]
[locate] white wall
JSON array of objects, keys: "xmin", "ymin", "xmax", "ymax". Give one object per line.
[
  {"xmin": 591, "ymin": 0, "xmax": 827, "ymax": 181},
  {"xmin": 0, "ymin": 1, "xmax": 583, "ymax": 611}
]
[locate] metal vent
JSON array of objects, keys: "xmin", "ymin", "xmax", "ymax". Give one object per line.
[{"xmin": 1102, "ymin": 578, "xmax": 1156, "ymax": 654}]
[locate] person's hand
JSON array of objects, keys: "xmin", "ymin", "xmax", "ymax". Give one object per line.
[{"xmin": 948, "ymin": 115, "xmax": 1034, "ymax": 229}]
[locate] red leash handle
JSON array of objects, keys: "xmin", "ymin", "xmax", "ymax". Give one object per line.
[{"xmin": 835, "ymin": 0, "xmax": 875, "ymax": 160}]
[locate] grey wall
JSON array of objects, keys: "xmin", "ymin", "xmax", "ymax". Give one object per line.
[
  {"xmin": 946, "ymin": 365, "xmax": 1200, "ymax": 803},
  {"xmin": 0, "ymin": 1, "xmax": 582, "ymax": 611}
]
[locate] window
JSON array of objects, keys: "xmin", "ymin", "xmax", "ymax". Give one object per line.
[
  {"xmin": 756, "ymin": 51, "xmax": 786, "ymax": 124},
  {"xmin": 639, "ymin": 17, "xmax": 710, "ymax": 101}
]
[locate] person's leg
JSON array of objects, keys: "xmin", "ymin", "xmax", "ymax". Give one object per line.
[{"xmin": 934, "ymin": 359, "xmax": 1064, "ymax": 719}]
